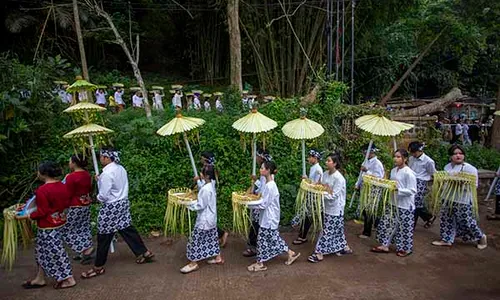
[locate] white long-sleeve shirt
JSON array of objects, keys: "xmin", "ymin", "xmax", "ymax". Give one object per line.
[
  {"xmin": 356, "ymin": 156, "xmax": 385, "ymax": 188},
  {"xmin": 408, "ymin": 153, "xmax": 436, "ymax": 181},
  {"xmin": 189, "ymin": 182, "xmax": 217, "ymax": 230},
  {"xmin": 216, "ymin": 99, "xmax": 223, "ymax": 111},
  {"xmin": 390, "ymin": 166, "xmax": 417, "ymax": 210},
  {"xmin": 249, "ymin": 180, "xmax": 281, "ymax": 230},
  {"xmin": 193, "ymin": 97, "xmax": 201, "ymax": 110},
  {"xmin": 132, "ymin": 95, "xmax": 143, "ymax": 107},
  {"xmin": 309, "ymin": 163, "xmax": 323, "ymax": 183},
  {"xmin": 204, "ymin": 101, "xmax": 211, "ymax": 111},
  {"xmin": 95, "ymin": 91, "xmax": 107, "ymax": 105},
  {"xmin": 322, "ymin": 170, "xmax": 346, "ymax": 216},
  {"xmin": 97, "ymin": 162, "xmax": 129, "ymax": 204},
  {"xmin": 114, "ymin": 90, "xmax": 124, "ymax": 105},
  {"xmin": 444, "ymin": 162, "xmax": 478, "ymax": 205},
  {"xmin": 172, "ymin": 93, "xmax": 182, "ymax": 108}
]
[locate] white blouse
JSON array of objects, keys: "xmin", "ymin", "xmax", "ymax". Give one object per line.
[
  {"xmin": 97, "ymin": 162, "xmax": 129, "ymax": 204},
  {"xmin": 322, "ymin": 170, "xmax": 346, "ymax": 216},
  {"xmin": 95, "ymin": 91, "xmax": 107, "ymax": 105},
  {"xmin": 309, "ymin": 163, "xmax": 323, "ymax": 183},
  {"xmin": 249, "ymin": 181, "xmax": 281, "ymax": 230},
  {"xmin": 355, "ymin": 156, "xmax": 385, "ymax": 188},
  {"xmin": 132, "ymin": 95, "xmax": 143, "ymax": 107},
  {"xmin": 408, "ymin": 153, "xmax": 436, "ymax": 181},
  {"xmin": 114, "ymin": 91, "xmax": 124, "ymax": 105},
  {"xmin": 189, "ymin": 182, "xmax": 217, "ymax": 230},
  {"xmin": 443, "ymin": 162, "xmax": 478, "ymax": 205},
  {"xmin": 390, "ymin": 166, "xmax": 417, "ymax": 210}
]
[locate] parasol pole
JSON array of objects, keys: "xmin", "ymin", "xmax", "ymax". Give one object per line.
[
  {"xmin": 301, "ymin": 139, "xmax": 306, "ymax": 177},
  {"xmin": 349, "ymin": 139, "xmax": 373, "ymax": 208},
  {"xmin": 484, "ymin": 165, "xmax": 500, "ymax": 201},
  {"xmin": 393, "ymin": 137, "xmax": 397, "ymax": 152},
  {"xmin": 183, "ymin": 132, "xmax": 198, "ymax": 178},
  {"xmin": 88, "ymin": 135, "xmax": 100, "ymax": 175},
  {"xmin": 252, "ymin": 132, "xmax": 257, "ymax": 177}
]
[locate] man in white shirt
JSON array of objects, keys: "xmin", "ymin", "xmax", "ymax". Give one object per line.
[
  {"xmin": 356, "ymin": 144, "xmax": 385, "ymax": 239},
  {"xmin": 172, "ymin": 89, "xmax": 183, "ymax": 110},
  {"xmin": 114, "ymin": 88, "xmax": 125, "ymax": 112},
  {"xmin": 454, "ymin": 119, "xmax": 463, "ymax": 144},
  {"xmin": 81, "ymin": 147, "xmax": 154, "ymax": 279}
]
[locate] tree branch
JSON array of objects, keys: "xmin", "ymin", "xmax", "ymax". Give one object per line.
[
  {"xmin": 170, "ymin": 0, "xmax": 194, "ymax": 19},
  {"xmin": 266, "ymin": 0, "xmax": 306, "ymax": 28}
]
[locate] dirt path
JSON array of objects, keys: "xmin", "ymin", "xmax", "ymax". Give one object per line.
[{"xmin": 1, "ymin": 208, "xmax": 500, "ymax": 300}]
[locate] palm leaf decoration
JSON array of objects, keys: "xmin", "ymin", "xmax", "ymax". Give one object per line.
[
  {"xmin": 66, "ymin": 78, "xmax": 97, "ymax": 93},
  {"xmin": 429, "ymin": 171, "xmax": 478, "ymax": 218},
  {"xmin": 2, "ymin": 205, "xmax": 33, "ymax": 271},
  {"xmin": 359, "ymin": 175, "xmax": 398, "ymax": 221},
  {"xmin": 164, "ymin": 188, "xmax": 196, "ymax": 236},
  {"xmin": 231, "ymin": 192, "xmax": 261, "ymax": 237}
]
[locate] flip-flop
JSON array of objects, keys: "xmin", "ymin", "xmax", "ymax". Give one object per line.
[
  {"xmin": 242, "ymin": 249, "xmax": 257, "ymax": 257},
  {"xmin": 247, "ymin": 263, "xmax": 267, "ymax": 272},
  {"xmin": 22, "ymin": 281, "xmax": 47, "ymax": 289},
  {"xmin": 53, "ymin": 281, "xmax": 76, "ymax": 290},
  {"xmin": 81, "ymin": 267, "xmax": 105, "ymax": 279},
  {"xmin": 207, "ymin": 258, "xmax": 224, "ymax": 265},
  {"xmin": 396, "ymin": 251, "xmax": 413, "ymax": 257},
  {"xmin": 285, "ymin": 252, "xmax": 301, "ymax": 265},
  {"xmin": 292, "ymin": 238, "xmax": 308, "ymax": 245},
  {"xmin": 136, "ymin": 251, "xmax": 155, "ymax": 264},
  {"xmin": 424, "ymin": 216, "xmax": 436, "ymax": 229},
  {"xmin": 370, "ymin": 246, "xmax": 389, "ymax": 253},
  {"xmin": 307, "ymin": 254, "xmax": 323, "ymax": 263}
]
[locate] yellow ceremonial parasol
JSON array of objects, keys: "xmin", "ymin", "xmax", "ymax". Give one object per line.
[
  {"xmin": 232, "ymin": 108, "xmax": 277, "ymax": 176},
  {"xmin": 349, "ymin": 114, "xmax": 414, "ymax": 208},
  {"xmin": 282, "ymin": 108, "xmax": 325, "ymax": 177},
  {"xmin": 66, "ymin": 76, "xmax": 97, "ymax": 105},
  {"xmin": 156, "ymin": 113, "xmax": 205, "ymax": 177},
  {"xmin": 63, "ymin": 102, "xmax": 106, "ymax": 113}
]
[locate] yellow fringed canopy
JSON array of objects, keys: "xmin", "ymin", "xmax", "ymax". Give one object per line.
[
  {"xmin": 2, "ymin": 205, "xmax": 33, "ymax": 270},
  {"xmin": 294, "ymin": 179, "xmax": 328, "ymax": 237},
  {"xmin": 231, "ymin": 192, "xmax": 261, "ymax": 237},
  {"xmin": 429, "ymin": 171, "xmax": 478, "ymax": 218},
  {"xmin": 163, "ymin": 188, "xmax": 197, "ymax": 237},
  {"xmin": 359, "ymin": 175, "xmax": 398, "ymax": 218}
]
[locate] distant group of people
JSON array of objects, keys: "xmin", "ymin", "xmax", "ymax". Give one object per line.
[{"xmin": 435, "ymin": 116, "xmax": 494, "ymax": 146}]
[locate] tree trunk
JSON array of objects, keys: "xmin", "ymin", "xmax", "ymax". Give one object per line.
[
  {"xmin": 394, "ymin": 88, "xmax": 463, "ymax": 117},
  {"xmin": 491, "ymin": 83, "xmax": 500, "ymax": 150},
  {"xmin": 379, "ymin": 29, "xmax": 445, "ymax": 106},
  {"xmin": 85, "ymin": 0, "xmax": 151, "ymax": 118},
  {"xmin": 227, "ymin": 0, "xmax": 242, "ymax": 91},
  {"xmin": 73, "ymin": 0, "xmax": 89, "ymax": 80}
]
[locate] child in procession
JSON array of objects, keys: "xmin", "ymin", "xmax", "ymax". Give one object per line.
[
  {"xmin": 308, "ymin": 153, "xmax": 352, "ymax": 263},
  {"xmin": 371, "ymin": 149, "xmax": 417, "ymax": 257},
  {"xmin": 181, "ymin": 165, "xmax": 224, "ymax": 273},
  {"xmin": 246, "ymin": 161, "xmax": 301, "ymax": 272}
]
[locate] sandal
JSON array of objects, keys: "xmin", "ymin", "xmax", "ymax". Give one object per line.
[
  {"xmin": 180, "ymin": 263, "xmax": 199, "ymax": 274},
  {"xmin": 370, "ymin": 246, "xmax": 389, "ymax": 253},
  {"xmin": 292, "ymin": 238, "xmax": 308, "ymax": 245},
  {"xmin": 247, "ymin": 263, "xmax": 267, "ymax": 272},
  {"xmin": 219, "ymin": 231, "xmax": 229, "ymax": 248},
  {"xmin": 396, "ymin": 251, "xmax": 412, "ymax": 257},
  {"xmin": 80, "ymin": 248, "xmax": 95, "ymax": 265},
  {"xmin": 53, "ymin": 281, "xmax": 76, "ymax": 290},
  {"xmin": 423, "ymin": 216, "xmax": 436, "ymax": 229},
  {"xmin": 22, "ymin": 281, "xmax": 47, "ymax": 289},
  {"xmin": 207, "ymin": 257, "xmax": 224, "ymax": 265},
  {"xmin": 431, "ymin": 240, "xmax": 452, "ymax": 247},
  {"xmin": 285, "ymin": 252, "xmax": 301, "ymax": 265},
  {"xmin": 336, "ymin": 247, "xmax": 354, "ymax": 256},
  {"xmin": 242, "ymin": 248, "xmax": 257, "ymax": 257},
  {"xmin": 136, "ymin": 251, "xmax": 155, "ymax": 264},
  {"xmin": 81, "ymin": 267, "xmax": 105, "ymax": 279},
  {"xmin": 307, "ymin": 253, "xmax": 323, "ymax": 263}
]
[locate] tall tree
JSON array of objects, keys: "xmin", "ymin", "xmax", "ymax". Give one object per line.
[
  {"xmin": 73, "ymin": 0, "xmax": 89, "ymax": 80},
  {"xmin": 227, "ymin": 0, "xmax": 242, "ymax": 91},
  {"xmin": 84, "ymin": 0, "xmax": 152, "ymax": 119}
]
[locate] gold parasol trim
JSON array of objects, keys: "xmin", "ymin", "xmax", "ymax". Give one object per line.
[
  {"xmin": 66, "ymin": 79, "xmax": 97, "ymax": 93},
  {"xmin": 63, "ymin": 124, "xmax": 113, "ymax": 138},
  {"xmin": 282, "ymin": 117, "xmax": 325, "ymax": 140},
  {"xmin": 156, "ymin": 114, "xmax": 205, "ymax": 136},
  {"xmin": 355, "ymin": 114, "xmax": 414, "ymax": 137},
  {"xmin": 63, "ymin": 102, "xmax": 106, "ymax": 113},
  {"xmin": 232, "ymin": 109, "xmax": 278, "ymax": 133}
]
